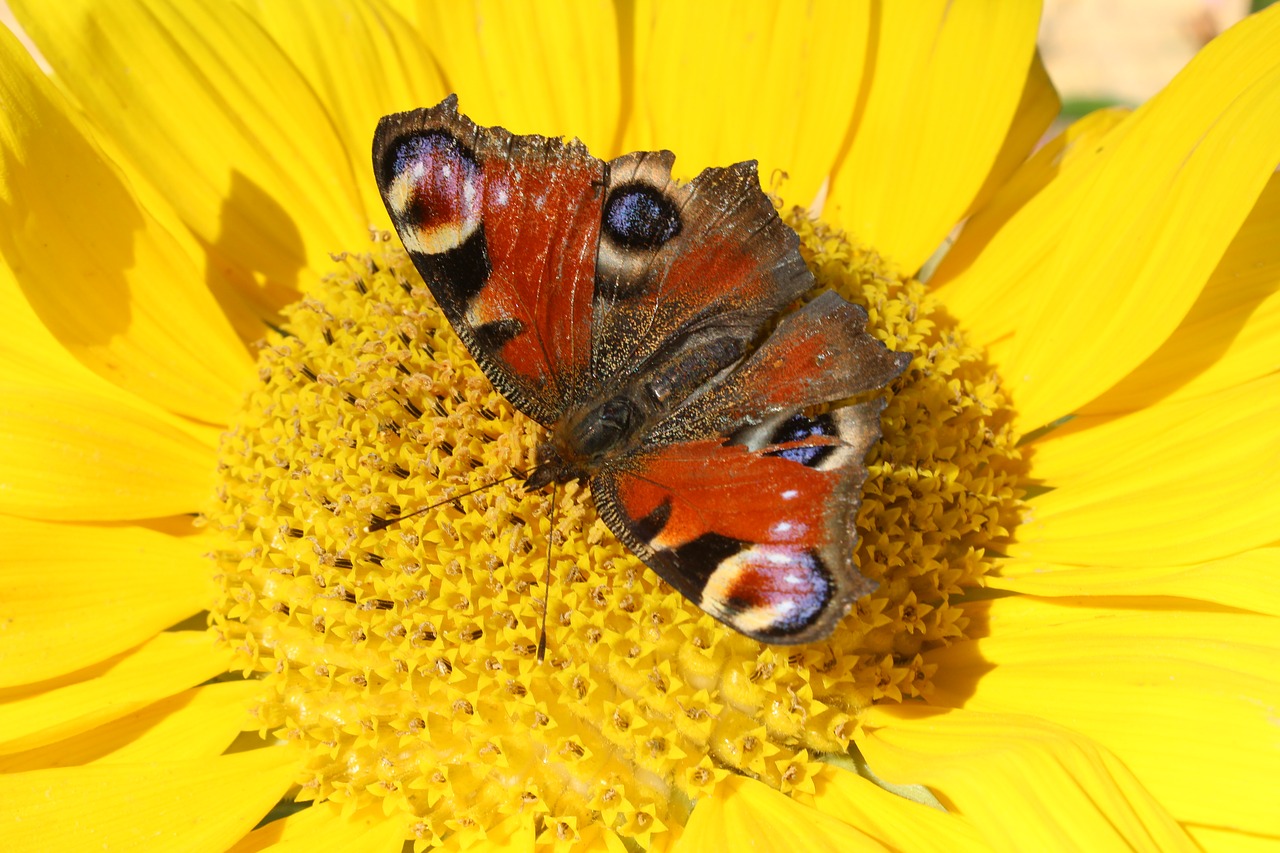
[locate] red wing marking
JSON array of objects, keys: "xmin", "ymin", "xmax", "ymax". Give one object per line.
[
  {"xmin": 473, "ymin": 146, "xmax": 602, "ymax": 396},
  {"xmin": 614, "ymin": 438, "xmax": 840, "ymax": 551}
]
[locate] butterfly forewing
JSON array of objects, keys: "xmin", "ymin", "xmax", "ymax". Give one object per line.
[
  {"xmin": 591, "ymin": 152, "xmax": 815, "ymax": 394},
  {"xmin": 373, "ymin": 95, "xmax": 603, "ymax": 424}
]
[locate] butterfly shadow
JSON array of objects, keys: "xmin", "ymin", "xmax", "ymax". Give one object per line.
[{"xmin": 199, "ymin": 170, "xmax": 308, "ymax": 344}]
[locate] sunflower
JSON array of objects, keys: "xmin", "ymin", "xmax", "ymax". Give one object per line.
[{"xmin": 2, "ymin": 1, "xmax": 1277, "ymax": 850}]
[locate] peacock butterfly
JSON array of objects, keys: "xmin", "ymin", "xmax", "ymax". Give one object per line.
[{"xmin": 372, "ymin": 95, "xmax": 909, "ymax": 645}]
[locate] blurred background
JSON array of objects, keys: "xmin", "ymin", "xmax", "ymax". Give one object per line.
[{"xmin": 1041, "ymin": 0, "xmax": 1264, "ymax": 117}]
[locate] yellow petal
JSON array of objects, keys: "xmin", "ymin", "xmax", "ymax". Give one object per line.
[
  {"xmin": 0, "ymin": 252, "xmax": 105, "ymax": 383},
  {"xmin": 0, "ymin": 517, "xmax": 214, "ymax": 686},
  {"xmin": 414, "ymin": 0, "xmax": 620, "ymax": 156},
  {"xmin": 990, "ymin": 549, "xmax": 1280, "ymax": 617},
  {"xmin": 933, "ymin": 106, "xmax": 1130, "ymax": 322},
  {"xmin": 244, "ymin": 0, "xmax": 448, "ymax": 232},
  {"xmin": 12, "ymin": 0, "xmax": 366, "ymax": 296},
  {"xmin": 1189, "ymin": 824, "xmax": 1280, "ymax": 853},
  {"xmin": 826, "ymin": 0, "xmax": 1042, "ymax": 274},
  {"xmin": 0, "ymin": 227, "xmax": 255, "ymax": 415},
  {"xmin": 925, "ymin": 597, "xmax": 1280, "ymax": 834},
  {"xmin": 0, "ymin": 28, "xmax": 252, "ymax": 423},
  {"xmin": 0, "ymin": 252, "xmax": 217, "ymax": 523},
  {"xmin": 1015, "ymin": 374, "xmax": 1279, "ymax": 566},
  {"xmin": 571, "ymin": 824, "xmax": 633, "ymax": 853},
  {"xmin": 452, "ymin": 812, "xmax": 540, "ymax": 853},
  {"xmin": 1078, "ymin": 171, "xmax": 1280, "ymax": 417},
  {"xmin": 953, "ymin": 52, "xmax": 1062, "ymax": 236},
  {"xmin": 381, "ymin": 0, "xmax": 420, "ymax": 27},
  {"xmin": 860, "ymin": 705, "xmax": 1196, "ymax": 851},
  {"xmin": 938, "ymin": 8, "xmax": 1280, "ymax": 431},
  {"xmin": 229, "ymin": 802, "xmax": 408, "ymax": 853},
  {"xmin": 625, "ymin": 1, "xmax": 870, "ymax": 210},
  {"xmin": 0, "ymin": 681, "xmax": 260, "ymax": 771},
  {"xmin": 0, "ymin": 369, "xmax": 216, "ymax": 521},
  {"xmin": 806, "ymin": 765, "xmax": 989, "ymax": 852},
  {"xmin": 674, "ymin": 774, "xmax": 887, "ymax": 852},
  {"xmin": 0, "ymin": 746, "xmax": 300, "ymax": 851},
  {"xmin": 0, "ymin": 632, "xmax": 231, "ymax": 755}
]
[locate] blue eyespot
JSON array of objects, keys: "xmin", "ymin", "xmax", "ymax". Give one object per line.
[
  {"xmin": 602, "ymin": 184, "xmax": 682, "ymax": 250},
  {"xmin": 767, "ymin": 413, "xmax": 837, "ymax": 468},
  {"xmin": 385, "ymin": 130, "xmax": 478, "ymax": 194},
  {"xmin": 772, "ymin": 413, "xmax": 836, "ymax": 443}
]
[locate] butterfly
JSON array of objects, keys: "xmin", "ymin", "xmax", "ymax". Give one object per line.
[{"xmin": 372, "ymin": 95, "xmax": 909, "ymax": 645}]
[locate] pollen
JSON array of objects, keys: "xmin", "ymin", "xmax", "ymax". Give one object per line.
[{"xmin": 209, "ymin": 216, "xmax": 1024, "ymax": 845}]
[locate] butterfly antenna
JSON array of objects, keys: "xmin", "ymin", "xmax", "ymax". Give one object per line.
[
  {"xmin": 366, "ymin": 474, "xmax": 517, "ymax": 532},
  {"xmin": 536, "ymin": 481, "xmax": 558, "ymax": 664}
]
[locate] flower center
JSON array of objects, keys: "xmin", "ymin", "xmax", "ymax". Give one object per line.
[{"xmin": 209, "ymin": 214, "xmax": 1025, "ymax": 845}]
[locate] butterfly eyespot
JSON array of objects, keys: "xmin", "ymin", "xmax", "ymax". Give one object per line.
[
  {"xmin": 764, "ymin": 412, "xmax": 839, "ymax": 468},
  {"xmin": 602, "ymin": 183, "xmax": 682, "ymax": 249},
  {"xmin": 700, "ymin": 545, "xmax": 833, "ymax": 635},
  {"xmin": 771, "ymin": 412, "xmax": 837, "ymax": 443},
  {"xmin": 382, "ymin": 130, "xmax": 483, "ymax": 255}
]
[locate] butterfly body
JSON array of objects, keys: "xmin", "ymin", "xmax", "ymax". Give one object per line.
[
  {"xmin": 374, "ymin": 96, "xmax": 909, "ymax": 644},
  {"xmin": 525, "ymin": 328, "xmax": 749, "ymax": 491}
]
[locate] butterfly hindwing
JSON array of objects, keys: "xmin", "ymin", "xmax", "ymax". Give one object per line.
[
  {"xmin": 591, "ymin": 288, "xmax": 908, "ymax": 641},
  {"xmin": 373, "ymin": 96, "xmax": 604, "ymax": 423},
  {"xmin": 593, "ymin": 402, "xmax": 887, "ymax": 643},
  {"xmin": 654, "ymin": 290, "xmax": 912, "ymax": 443}
]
